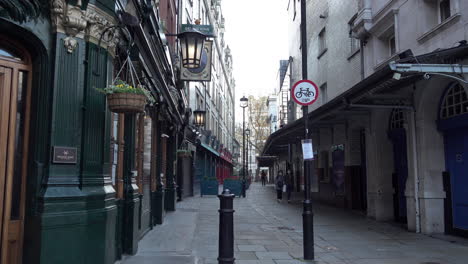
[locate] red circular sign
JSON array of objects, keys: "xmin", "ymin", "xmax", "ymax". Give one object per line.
[{"xmin": 291, "ymin": 80, "xmax": 319, "ymax": 106}]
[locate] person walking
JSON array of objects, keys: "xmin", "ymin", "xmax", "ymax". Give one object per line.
[
  {"xmin": 275, "ymin": 170, "xmax": 284, "ymax": 202},
  {"xmin": 261, "ymin": 170, "xmax": 266, "ymax": 186},
  {"xmin": 286, "ymin": 169, "xmax": 293, "ymax": 203}
]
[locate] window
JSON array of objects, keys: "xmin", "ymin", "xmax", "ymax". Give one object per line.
[
  {"xmin": 389, "ymin": 35, "xmax": 396, "ymax": 56},
  {"xmin": 420, "ymin": 0, "xmax": 458, "ymax": 35},
  {"xmin": 320, "ymin": 83, "xmax": 328, "ymax": 104},
  {"xmin": 389, "ymin": 109, "xmax": 405, "ymax": 129},
  {"xmin": 318, "ymin": 28, "xmax": 327, "ymax": 56},
  {"xmin": 349, "ymin": 35, "xmax": 360, "ymax": 55},
  {"xmin": 440, "ymin": 0, "xmax": 451, "ymax": 21},
  {"xmin": 440, "ymin": 84, "xmax": 468, "ymax": 119}
]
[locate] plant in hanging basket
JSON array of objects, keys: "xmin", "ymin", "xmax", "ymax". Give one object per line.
[{"xmin": 97, "ymin": 79, "xmax": 155, "ymax": 113}]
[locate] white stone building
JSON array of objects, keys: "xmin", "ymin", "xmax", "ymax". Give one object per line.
[
  {"xmin": 181, "ymin": 0, "xmax": 236, "ymax": 152},
  {"xmin": 264, "ymin": 0, "xmax": 468, "ymax": 237}
]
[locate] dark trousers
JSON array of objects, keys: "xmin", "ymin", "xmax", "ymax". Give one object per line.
[
  {"xmin": 287, "ymin": 186, "xmax": 292, "ymax": 200},
  {"xmin": 261, "ymin": 178, "xmax": 266, "ymax": 186},
  {"xmin": 276, "ymin": 189, "xmax": 283, "ymax": 200}
]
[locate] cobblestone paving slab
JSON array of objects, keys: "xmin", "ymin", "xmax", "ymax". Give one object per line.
[{"xmin": 122, "ymin": 184, "xmax": 468, "ymax": 264}]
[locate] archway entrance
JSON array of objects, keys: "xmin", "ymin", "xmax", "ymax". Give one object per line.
[
  {"xmin": 438, "ymin": 83, "xmax": 468, "ymax": 236},
  {"xmin": 0, "ymin": 37, "xmax": 32, "ymax": 264},
  {"xmin": 388, "ymin": 109, "xmax": 408, "ymax": 223}
]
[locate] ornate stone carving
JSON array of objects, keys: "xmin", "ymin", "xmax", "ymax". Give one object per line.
[
  {"xmin": 85, "ymin": 5, "xmax": 120, "ymax": 56},
  {"xmin": 50, "ymin": 0, "xmax": 65, "ymax": 31},
  {"xmin": 50, "ymin": 1, "xmax": 119, "ymax": 55},
  {"xmin": 50, "ymin": 0, "xmax": 86, "ymax": 37},
  {"xmin": 63, "ymin": 36, "xmax": 78, "ymax": 53},
  {"xmin": 63, "ymin": 4, "xmax": 87, "ymax": 36}
]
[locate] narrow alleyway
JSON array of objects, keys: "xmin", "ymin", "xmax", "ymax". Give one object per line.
[{"xmin": 121, "ymin": 184, "xmax": 468, "ymax": 264}]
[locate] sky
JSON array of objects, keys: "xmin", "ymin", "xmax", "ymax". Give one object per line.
[{"xmin": 222, "ymin": 0, "xmax": 290, "ymax": 123}]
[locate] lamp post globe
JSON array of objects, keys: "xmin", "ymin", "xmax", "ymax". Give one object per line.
[{"xmin": 240, "ymin": 96, "xmax": 248, "ymax": 108}]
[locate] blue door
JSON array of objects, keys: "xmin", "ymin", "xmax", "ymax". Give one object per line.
[
  {"xmin": 444, "ymin": 127, "xmax": 468, "ymax": 231},
  {"xmin": 389, "ymin": 128, "xmax": 408, "ymax": 221}
]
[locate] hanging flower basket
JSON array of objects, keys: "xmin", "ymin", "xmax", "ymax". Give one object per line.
[
  {"xmin": 107, "ymin": 92, "xmax": 146, "ymax": 113},
  {"xmin": 97, "ymin": 79, "xmax": 154, "ymax": 114},
  {"xmin": 97, "ymin": 56, "xmax": 155, "ymax": 114}
]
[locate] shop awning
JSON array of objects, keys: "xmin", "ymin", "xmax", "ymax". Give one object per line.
[
  {"xmin": 263, "ymin": 44, "xmax": 468, "ymax": 156},
  {"xmin": 256, "ymin": 156, "xmax": 278, "ymax": 167},
  {"xmin": 200, "ymin": 142, "xmax": 220, "ymax": 156}
]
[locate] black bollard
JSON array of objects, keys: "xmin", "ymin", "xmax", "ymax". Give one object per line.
[{"xmin": 218, "ymin": 189, "xmax": 235, "ymax": 264}]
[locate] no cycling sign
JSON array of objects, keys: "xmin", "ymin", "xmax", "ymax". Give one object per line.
[{"xmin": 291, "ymin": 80, "xmax": 319, "ymax": 106}]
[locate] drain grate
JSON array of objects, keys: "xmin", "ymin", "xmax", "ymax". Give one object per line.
[{"xmin": 420, "ymin": 262, "xmax": 441, "ymax": 264}]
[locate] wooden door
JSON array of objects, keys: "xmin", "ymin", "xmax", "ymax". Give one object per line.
[{"xmin": 0, "ymin": 40, "xmax": 32, "ymax": 264}]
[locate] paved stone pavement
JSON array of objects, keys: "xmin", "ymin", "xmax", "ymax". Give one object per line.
[{"xmin": 121, "ymin": 183, "xmax": 468, "ymax": 264}]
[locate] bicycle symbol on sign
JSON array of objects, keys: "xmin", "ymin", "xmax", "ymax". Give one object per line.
[{"xmin": 295, "ymin": 87, "xmax": 315, "ymax": 98}]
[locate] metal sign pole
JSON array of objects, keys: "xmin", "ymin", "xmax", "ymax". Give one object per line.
[{"xmin": 301, "ymin": 0, "xmax": 314, "ymax": 260}]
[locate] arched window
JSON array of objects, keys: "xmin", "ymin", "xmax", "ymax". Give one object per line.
[
  {"xmin": 440, "ymin": 83, "xmax": 468, "ymax": 119},
  {"xmin": 390, "ymin": 108, "xmax": 405, "ymax": 129}
]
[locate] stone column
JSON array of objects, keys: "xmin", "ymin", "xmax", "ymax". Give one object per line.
[{"xmin": 366, "ymin": 110, "xmax": 394, "ymax": 221}]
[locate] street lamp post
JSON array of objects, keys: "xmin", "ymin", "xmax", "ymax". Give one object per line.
[
  {"xmin": 240, "ymin": 96, "xmax": 248, "ymax": 198},
  {"xmin": 245, "ymin": 128, "xmax": 251, "ymax": 180}
]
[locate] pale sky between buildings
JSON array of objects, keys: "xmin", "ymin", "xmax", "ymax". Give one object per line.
[{"xmin": 222, "ymin": 0, "xmax": 290, "ymax": 124}]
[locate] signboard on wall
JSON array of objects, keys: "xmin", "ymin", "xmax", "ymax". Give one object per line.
[
  {"xmin": 52, "ymin": 146, "xmax": 77, "ymax": 164},
  {"xmin": 180, "ymin": 40, "xmax": 213, "ymax": 81}
]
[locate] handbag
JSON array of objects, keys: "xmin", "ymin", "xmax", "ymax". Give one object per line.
[{"xmin": 282, "ymin": 185, "xmax": 287, "ymax": 192}]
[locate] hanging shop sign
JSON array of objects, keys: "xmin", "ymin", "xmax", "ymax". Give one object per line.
[
  {"xmin": 180, "ymin": 40, "xmax": 213, "ymax": 81},
  {"xmin": 291, "ymin": 80, "xmax": 319, "ymax": 106},
  {"xmin": 181, "ymin": 24, "xmax": 214, "ymax": 36}
]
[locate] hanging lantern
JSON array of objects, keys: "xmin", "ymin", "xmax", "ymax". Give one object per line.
[
  {"xmin": 178, "ymin": 30, "xmax": 207, "ymax": 69},
  {"xmin": 193, "ymin": 109, "xmax": 206, "ymax": 127}
]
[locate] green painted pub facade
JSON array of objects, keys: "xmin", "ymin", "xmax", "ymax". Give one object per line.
[{"xmin": 0, "ymin": 0, "xmax": 188, "ymax": 263}]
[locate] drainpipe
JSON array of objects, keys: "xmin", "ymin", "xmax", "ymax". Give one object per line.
[
  {"xmin": 410, "ymin": 109, "xmax": 421, "ymax": 233},
  {"xmin": 360, "ymin": 40, "xmax": 365, "ymax": 80}
]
